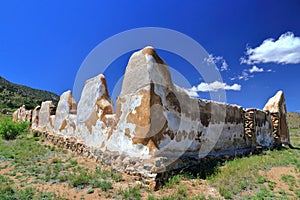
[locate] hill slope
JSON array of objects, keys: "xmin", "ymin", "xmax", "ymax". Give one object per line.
[{"xmin": 0, "ymin": 76, "xmax": 59, "ymax": 110}]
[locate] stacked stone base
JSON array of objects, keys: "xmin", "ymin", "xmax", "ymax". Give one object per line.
[
  {"xmin": 38, "ymin": 130, "xmax": 279, "ymax": 190},
  {"xmin": 39, "ymin": 131, "xmax": 158, "ymax": 189}
]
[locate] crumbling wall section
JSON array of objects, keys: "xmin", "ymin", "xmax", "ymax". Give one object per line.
[
  {"xmin": 254, "ymin": 109, "xmax": 274, "ymax": 147},
  {"xmin": 31, "ymin": 105, "xmax": 41, "ymax": 130},
  {"xmin": 75, "ymin": 74, "xmax": 114, "ymax": 147},
  {"xmin": 36, "ymin": 101, "xmax": 56, "ymax": 132},
  {"xmin": 53, "ymin": 90, "xmax": 77, "ymax": 137},
  {"xmin": 12, "ymin": 105, "xmax": 31, "ymax": 122},
  {"xmin": 263, "ymin": 90, "xmax": 290, "ymax": 145}
]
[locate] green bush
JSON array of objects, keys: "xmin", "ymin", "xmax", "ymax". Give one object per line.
[
  {"xmin": 0, "ymin": 118, "xmax": 29, "ymax": 140},
  {"xmin": 69, "ymin": 171, "xmax": 92, "ymax": 188},
  {"xmin": 92, "ymin": 180, "xmax": 113, "ymax": 191}
]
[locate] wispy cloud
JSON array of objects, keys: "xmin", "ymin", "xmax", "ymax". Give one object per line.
[
  {"xmin": 231, "ymin": 65, "xmax": 272, "ymax": 81},
  {"xmin": 241, "ymin": 32, "xmax": 300, "ymax": 65},
  {"xmin": 230, "ymin": 71, "xmax": 253, "ymax": 81},
  {"xmin": 204, "ymin": 54, "xmax": 229, "ymax": 71},
  {"xmin": 249, "ymin": 65, "xmax": 264, "ymax": 73},
  {"xmin": 221, "ymin": 61, "xmax": 228, "ymax": 71},
  {"xmin": 185, "ymin": 81, "xmax": 241, "ymax": 97}
]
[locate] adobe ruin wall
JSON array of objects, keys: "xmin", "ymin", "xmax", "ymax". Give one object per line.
[{"xmin": 13, "ymin": 47, "xmax": 290, "ymax": 189}]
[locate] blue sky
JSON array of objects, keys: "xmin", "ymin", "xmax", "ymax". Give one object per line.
[{"xmin": 0, "ymin": 1, "xmax": 300, "ymax": 112}]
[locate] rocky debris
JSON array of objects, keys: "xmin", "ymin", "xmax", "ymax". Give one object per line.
[
  {"xmin": 21, "ymin": 46, "xmax": 289, "ymax": 190},
  {"xmin": 53, "ymin": 90, "xmax": 77, "ymax": 136},
  {"xmin": 76, "ymin": 74, "xmax": 114, "ymax": 147},
  {"xmin": 264, "ymin": 90, "xmax": 290, "ymax": 145}
]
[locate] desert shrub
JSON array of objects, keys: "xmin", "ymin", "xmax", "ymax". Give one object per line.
[
  {"xmin": 92, "ymin": 180, "xmax": 113, "ymax": 191},
  {"xmin": 69, "ymin": 171, "xmax": 92, "ymax": 187},
  {"xmin": 0, "ymin": 118, "xmax": 29, "ymax": 140}
]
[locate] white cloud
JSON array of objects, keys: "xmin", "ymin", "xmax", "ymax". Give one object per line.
[
  {"xmin": 221, "ymin": 61, "xmax": 228, "ymax": 71},
  {"xmin": 239, "ymin": 71, "xmax": 252, "ymax": 80},
  {"xmin": 231, "ymin": 65, "xmax": 273, "ymax": 81},
  {"xmin": 187, "ymin": 81, "xmax": 241, "ymax": 95},
  {"xmin": 204, "ymin": 54, "xmax": 229, "ymax": 71},
  {"xmin": 184, "ymin": 89, "xmax": 199, "ymax": 97},
  {"xmin": 249, "ymin": 65, "xmax": 264, "ymax": 73},
  {"xmin": 241, "ymin": 32, "xmax": 300, "ymax": 65},
  {"xmin": 204, "ymin": 54, "xmax": 222, "ymax": 64}
]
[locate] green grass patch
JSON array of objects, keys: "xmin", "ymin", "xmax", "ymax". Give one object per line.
[
  {"xmin": 164, "ymin": 174, "xmax": 184, "ymax": 188},
  {"xmin": 281, "ymin": 174, "xmax": 296, "ymax": 191},
  {"xmin": 92, "ymin": 180, "xmax": 113, "ymax": 191},
  {"xmin": 69, "ymin": 171, "xmax": 92, "ymax": 188},
  {"xmin": 36, "ymin": 192, "xmax": 68, "ymax": 200},
  {"xmin": 0, "ymin": 177, "xmax": 35, "ymax": 200},
  {"xmin": 119, "ymin": 186, "xmax": 141, "ymax": 200}
]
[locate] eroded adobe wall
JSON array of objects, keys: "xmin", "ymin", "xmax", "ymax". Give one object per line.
[
  {"xmin": 75, "ymin": 74, "xmax": 114, "ymax": 147},
  {"xmin": 12, "ymin": 46, "xmax": 288, "ymax": 190},
  {"xmin": 53, "ymin": 90, "xmax": 77, "ymax": 137},
  {"xmin": 36, "ymin": 101, "xmax": 56, "ymax": 133},
  {"xmin": 31, "ymin": 105, "xmax": 40, "ymax": 129}
]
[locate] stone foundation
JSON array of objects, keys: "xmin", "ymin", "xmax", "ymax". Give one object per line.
[{"xmin": 39, "ymin": 129, "xmax": 268, "ymax": 190}]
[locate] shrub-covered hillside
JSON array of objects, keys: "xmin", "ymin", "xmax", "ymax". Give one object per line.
[{"xmin": 0, "ymin": 76, "xmax": 59, "ymax": 110}]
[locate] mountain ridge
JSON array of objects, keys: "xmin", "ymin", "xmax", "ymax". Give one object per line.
[{"xmin": 0, "ymin": 76, "xmax": 59, "ymax": 110}]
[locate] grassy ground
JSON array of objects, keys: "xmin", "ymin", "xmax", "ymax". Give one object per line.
[
  {"xmin": 0, "ymin": 117, "xmax": 299, "ymax": 199},
  {"xmin": 0, "ymin": 135, "xmax": 127, "ymax": 199},
  {"xmin": 206, "ymin": 128, "xmax": 300, "ymax": 199}
]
